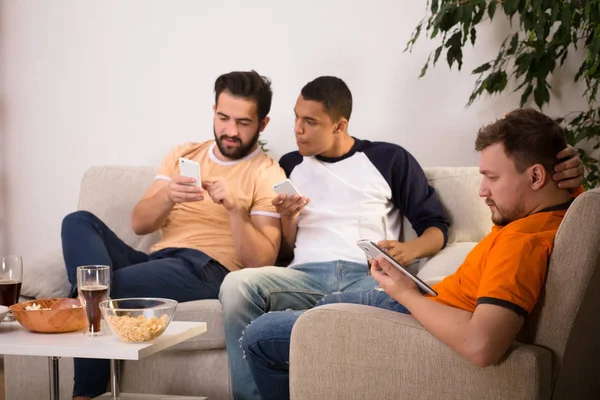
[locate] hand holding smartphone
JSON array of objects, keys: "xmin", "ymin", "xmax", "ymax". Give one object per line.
[
  {"xmin": 272, "ymin": 179, "xmax": 301, "ymax": 197},
  {"xmin": 272, "ymin": 179, "xmax": 309, "ymax": 218},
  {"xmin": 178, "ymin": 157, "xmax": 201, "ymax": 187}
]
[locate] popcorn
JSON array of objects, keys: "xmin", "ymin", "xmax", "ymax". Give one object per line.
[
  {"xmin": 24, "ymin": 302, "xmax": 82, "ymax": 311},
  {"xmin": 25, "ymin": 303, "xmax": 50, "ymax": 311},
  {"xmin": 106, "ymin": 314, "xmax": 169, "ymax": 342}
]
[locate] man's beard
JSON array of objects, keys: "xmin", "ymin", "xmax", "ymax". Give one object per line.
[
  {"xmin": 213, "ymin": 126, "xmax": 260, "ymax": 160},
  {"xmin": 486, "ymin": 198, "xmax": 524, "ymax": 226}
]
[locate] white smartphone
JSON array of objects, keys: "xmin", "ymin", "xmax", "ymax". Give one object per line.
[
  {"xmin": 356, "ymin": 239, "xmax": 438, "ymax": 297},
  {"xmin": 272, "ymin": 179, "xmax": 302, "ymax": 197},
  {"xmin": 178, "ymin": 157, "xmax": 201, "ymax": 187}
]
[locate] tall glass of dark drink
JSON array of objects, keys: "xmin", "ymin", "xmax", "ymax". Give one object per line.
[
  {"xmin": 0, "ymin": 255, "xmax": 23, "ymax": 322},
  {"xmin": 77, "ymin": 265, "xmax": 110, "ymax": 336}
]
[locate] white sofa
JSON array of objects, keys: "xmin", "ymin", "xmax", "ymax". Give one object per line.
[{"xmin": 5, "ymin": 165, "xmax": 492, "ymax": 399}]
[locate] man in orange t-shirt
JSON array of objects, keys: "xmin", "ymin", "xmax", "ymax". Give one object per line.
[
  {"xmin": 61, "ymin": 71, "xmax": 286, "ymax": 400},
  {"xmin": 240, "ymin": 108, "xmax": 582, "ymax": 400}
]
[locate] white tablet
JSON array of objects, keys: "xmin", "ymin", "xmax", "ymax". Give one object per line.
[{"xmin": 357, "ymin": 239, "xmax": 438, "ymax": 297}]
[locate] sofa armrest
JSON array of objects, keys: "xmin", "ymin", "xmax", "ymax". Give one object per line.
[{"xmin": 290, "ymin": 304, "xmax": 552, "ymax": 400}]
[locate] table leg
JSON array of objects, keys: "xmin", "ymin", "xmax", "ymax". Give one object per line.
[
  {"xmin": 110, "ymin": 359, "xmax": 120, "ymax": 399},
  {"xmin": 48, "ymin": 356, "xmax": 60, "ymax": 400}
]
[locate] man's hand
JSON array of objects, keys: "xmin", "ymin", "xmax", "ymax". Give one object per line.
[
  {"xmin": 371, "ymin": 258, "xmax": 420, "ymax": 301},
  {"xmin": 377, "ymin": 240, "xmax": 418, "ymax": 266},
  {"xmin": 272, "ymin": 194, "xmax": 311, "ymax": 220},
  {"xmin": 203, "ymin": 178, "xmax": 238, "ymax": 211},
  {"xmin": 167, "ymin": 176, "xmax": 205, "ymax": 204},
  {"xmin": 554, "ymin": 145, "xmax": 584, "ymax": 190}
]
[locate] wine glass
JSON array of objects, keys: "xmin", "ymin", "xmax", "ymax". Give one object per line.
[
  {"xmin": 77, "ymin": 265, "xmax": 110, "ymax": 336},
  {"xmin": 0, "ymin": 255, "xmax": 23, "ymax": 322}
]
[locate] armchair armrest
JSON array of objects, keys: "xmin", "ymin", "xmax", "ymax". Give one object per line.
[{"xmin": 290, "ymin": 304, "xmax": 552, "ymax": 400}]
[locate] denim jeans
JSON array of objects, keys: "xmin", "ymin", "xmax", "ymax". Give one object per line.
[
  {"xmin": 219, "ymin": 260, "xmax": 378, "ymax": 400},
  {"xmin": 62, "ymin": 211, "xmax": 229, "ymax": 398},
  {"xmin": 241, "ymin": 289, "xmax": 410, "ymax": 400}
]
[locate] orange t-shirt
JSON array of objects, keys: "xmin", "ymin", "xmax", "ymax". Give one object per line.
[
  {"xmin": 150, "ymin": 141, "xmax": 286, "ymax": 271},
  {"xmin": 427, "ymin": 202, "xmax": 571, "ymax": 316}
]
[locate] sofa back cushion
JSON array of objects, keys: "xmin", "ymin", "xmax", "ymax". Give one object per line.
[
  {"xmin": 78, "ymin": 166, "xmax": 491, "ymax": 252},
  {"xmin": 422, "ymin": 167, "xmax": 491, "ymax": 244},
  {"xmin": 78, "ymin": 166, "xmax": 160, "ymax": 252}
]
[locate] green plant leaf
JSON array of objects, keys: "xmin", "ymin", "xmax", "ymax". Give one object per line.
[
  {"xmin": 575, "ymin": 62, "xmax": 587, "ymax": 82},
  {"xmin": 419, "ymin": 57, "xmax": 430, "ymax": 78},
  {"xmin": 445, "ymin": 31, "xmax": 463, "ymax": 69},
  {"xmin": 433, "ymin": 45, "xmax": 444, "ymax": 65},
  {"xmin": 520, "ymin": 85, "xmax": 534, "ymax": 106},
  {"xmin": 473, "ymin": 3, "xmax": 486, "ymax": 25},
  {"xmin": 507, "ymin": 33, "xmax": 519, "ymax": 55},
  {"xmin": 404, "ymin": 22, "xmax": 423, "ymax": 52},
  {"xmin": 438, "ymin": 6, "xmax": 460, "ymax": 32},
  {"xmin": 561, "ymin": 5, "xmax": 572, "ymax": 28},
  {"xmin": 503, "ymin": 0, "xmax": 520, "ymax": 16},
  {"xmin": 535, "ymin": 14, "xmax": 547, "ymax": 40},
  {"xmin": 484, "ymin": 71, "xmax": 508, "ymax": 94},
  {"xmin": 515, "ymin": 52, "xmax": 533, "ymax": 77},
  {"xmin": 470, "ymin": 27, "xmax": 477, "ymax": 45},
  {"xmin": 533, "ymin": 82, "xmax": 550, "ymax": 108},
  {"xmin": 431, "ymin": 0, "xmax": 439, "ymax": 14},
  {"xmin": 560, "ymin": 49, "xmax": 569, "ymax": 66},
  {"xmin": 488, "ymin": 0, "xmax": 497, "ymax": 20},
  {"xmin": 472, "ymin": 62, "xmax": 491, "ymax": 74}
]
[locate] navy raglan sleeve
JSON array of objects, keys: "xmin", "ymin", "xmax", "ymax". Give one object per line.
[
  {"xmin": 366, "ymin": 143, "xmax": 450, "ymax": 247},
  {"xmin": 278, "ymin": 151, "xmax": 303, "ymax": 178}
]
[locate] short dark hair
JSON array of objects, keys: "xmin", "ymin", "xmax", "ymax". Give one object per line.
[
  {"xmin": 214, "ymin": 70, "xmax": 272, "ymax": 120},
  {"xmin": 300, "ymin": 76, "xmax": 353, "ymax": 121},
  {"xmin": 475, "ymin": 108, "xmax": 567, "ymax": 173}
]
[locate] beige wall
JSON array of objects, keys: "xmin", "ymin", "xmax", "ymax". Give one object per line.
[{"xmin": 0, "ymin": 0, "xmax": 587, "ymax": 263}]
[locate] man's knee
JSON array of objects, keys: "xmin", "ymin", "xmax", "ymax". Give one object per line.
[
  {"xmin": 241, "ymin": 311, "xmax": 300, "ymax": 353},
  {"xmin": 61, "ymin": 210, "xmax": 100, "ymax": 234},
  {"xmin": 219, "ymin": 267, "xmax": 277, "ymax": 307},
  {"xmin": 316, "ymin": 292, "xmax": 344, "ymax": 307}
]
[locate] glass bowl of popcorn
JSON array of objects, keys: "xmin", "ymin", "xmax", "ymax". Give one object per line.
[{"xmin": 99, "ymin": 298, "xmax": 178, "ymax": 343}]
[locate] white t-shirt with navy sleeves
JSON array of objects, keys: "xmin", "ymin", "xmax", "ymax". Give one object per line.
[{"xmin": 279, "ymin": 138, "xmax": 449, "ymax": 267}]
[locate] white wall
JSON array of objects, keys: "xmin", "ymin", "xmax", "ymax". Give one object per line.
[{"xmin": 0, "ymin": 0, "xmax": 587, "ymax": 263}]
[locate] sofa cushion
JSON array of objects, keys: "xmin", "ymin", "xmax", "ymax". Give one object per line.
[
  {"xmin": 77, "ymin": 166, "xmax": 160, "ymax": 253},
  {"xmin": 424, "ymin": 167, "xmax": 492, "ymax": 244},
  {"xmin": 416, "ymin": 242, "xmax": 478, "ymax": 284},
  {"xmin": 20, "ymin": 251, "xmax": 71, "ymax": 299},
  {"xmin": 169, "ymin": 299, "xmax": 225, "ymax": 350}
]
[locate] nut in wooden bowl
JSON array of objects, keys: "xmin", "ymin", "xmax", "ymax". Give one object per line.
[{"xmin": 9, "ymin": 298, "xmax": 86, "ymax": 333}]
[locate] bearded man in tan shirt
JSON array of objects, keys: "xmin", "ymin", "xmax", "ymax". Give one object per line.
[{"xmin": 61, "ymin": 70, "xmax": 286, "ymax": 400}]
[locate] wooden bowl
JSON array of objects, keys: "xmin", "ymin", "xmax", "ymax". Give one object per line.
[{"xmin": 9, "ymin": 298, "xmax": 86, "ymax": 333}]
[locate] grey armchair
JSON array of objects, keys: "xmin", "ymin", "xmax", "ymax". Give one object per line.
[{"xmin": 290, "ymin": 188, "xmax": 600, "ymax": 400}]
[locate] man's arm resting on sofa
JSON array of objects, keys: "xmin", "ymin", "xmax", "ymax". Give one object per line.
[
  {"xmin": 400, "ymin": 294, "xmax": 523, "ymax": 368},
  {"xmin": 372, "ymin": 259, "xmax": 524, "ymax": 368}
]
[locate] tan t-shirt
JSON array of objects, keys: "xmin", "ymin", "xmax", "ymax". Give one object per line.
[{"xmin": 150, "ymin": 140, "xmax": 286, "ymax": 271}]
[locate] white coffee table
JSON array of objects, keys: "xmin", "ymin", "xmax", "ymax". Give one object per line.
[{"xmin": 0, "ymin": 320, "xmax": 207, "ymax": 400}]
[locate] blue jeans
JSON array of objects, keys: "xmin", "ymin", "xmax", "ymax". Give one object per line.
[
  {"xmin": 219, "ymin": 261, "xmax": 378, "ymax": 400},
  {"xmin": 62, "ymin": 211, "xmax": 229, "ymax": 398},
  {"xmin": 241, "ymin": 289, "xmax": 410, "ymax": 400}
]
